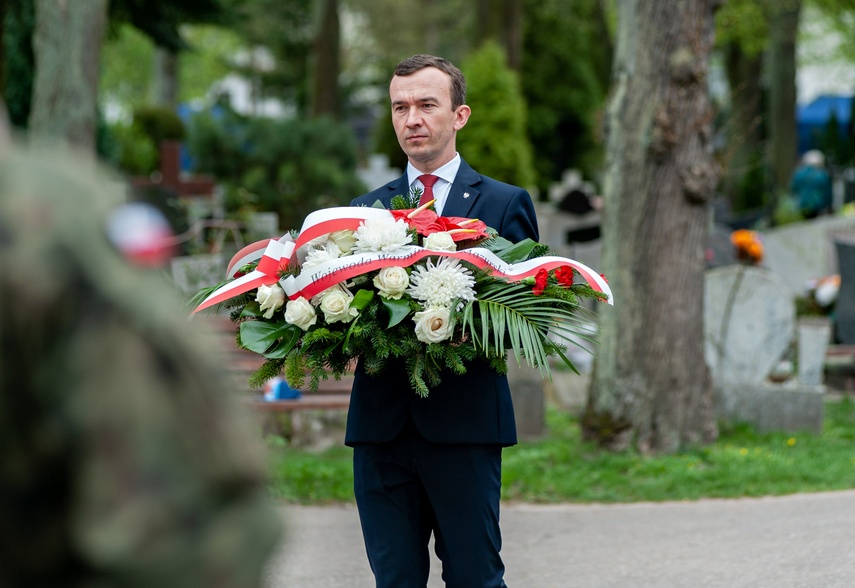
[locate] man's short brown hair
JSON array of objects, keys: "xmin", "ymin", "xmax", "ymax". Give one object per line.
[{"xmin": 392, "ymin": 54, "xmax": 466, "ymax": 110}]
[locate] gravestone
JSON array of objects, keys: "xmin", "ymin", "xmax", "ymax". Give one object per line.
[
  {"xmin": 834, "ymin": 240, "xmax": 855, "ymax": 344},
  {"xmin": 506, "ymin": 361, "xmax": 545, "ymax": 441},
  {"xmin": 705, "ymin": 266, "xmax": 795, "ymax": 386},
  {"xmin": 247, "ymin": 212, "xmax": 279, "ymax": 242},
  {"xmin": 170, "ymin": 253, "xmax": 225, "ymax": 295},
  {"xmin": 704, "ymin": 265, "xmax": 824, "ymax": 433},
  {"xmin": 357, "ymin": 154, "xmax": 401, "ymax": 191}
]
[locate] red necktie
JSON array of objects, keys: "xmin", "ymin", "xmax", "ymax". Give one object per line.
[{"xmin": 418, "ymin": 174, "xmax": 439, "ymax": 207}]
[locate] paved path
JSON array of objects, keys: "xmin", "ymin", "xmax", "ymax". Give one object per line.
[{"xmin": 263, "ymin": 490, "xmax": 855, "ymax": 588}]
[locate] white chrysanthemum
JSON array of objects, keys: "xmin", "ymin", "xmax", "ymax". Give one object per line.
[
  {"xmin": 352, "ymin": 216, "xmax": 411, "ymax": 253},
  {"xmin": 302, "ymin": 242, "xmax": 343, "ymax": 269},
  {"xmin": 407, "ymin": 257, "xmax": 476, "ymax": 309}
]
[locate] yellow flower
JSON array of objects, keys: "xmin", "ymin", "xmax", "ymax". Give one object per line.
[{"xmin": 787, "ymin": 437, "xmax": 796, "ymax": 446}]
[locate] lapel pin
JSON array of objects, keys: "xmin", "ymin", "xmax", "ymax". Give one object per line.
[{"xmin": 463, "ymin": 192, "xmax": 470, "ymax": 199}]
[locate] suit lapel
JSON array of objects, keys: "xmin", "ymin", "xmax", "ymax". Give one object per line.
[
  {"xmin": 375, "ymin": 175, "xmax": 409, "ymax": 207},
  {"xmin": 442, "ymin": 160, "xmax": 482, "ymax": 218}
]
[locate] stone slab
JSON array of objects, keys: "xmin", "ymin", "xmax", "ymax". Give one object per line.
[
  {"xmin": 170, "ymin": 253, "xmax": 225, "ymax": 294},
  {"xmin": 715, "ymin": 382, "xmax": 825, "ymax": 434},
  {"xmin": 704, "ymin": 265, "xmax": 795, "ymax": 386}
]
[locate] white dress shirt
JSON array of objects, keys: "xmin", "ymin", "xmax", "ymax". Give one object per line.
[{"xmin": 406, "ymin": 154, "xmax": 462, "ymax": 216}]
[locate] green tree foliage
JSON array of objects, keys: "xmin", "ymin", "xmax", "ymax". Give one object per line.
[
  {"xmin": 100, "ymin": 23, "xmax": 243, "ymax": 115},
  {"xmin": 187, "ymin": 106, "xmax": 366, "ymax": 229},
  {"xmin": 457, "ymin": 41, "xmax": 536, "ymax": 190},
  {"xmin": 99, "ymin": 24, "xmax": 154, "ymax": 113},
  {"xmin": 715, "ymin": 0, "xmax": 769, "ymax": 57},
  {"xmin": 2, "ymin": 0, "xmax": 35, "ymax": 128},
  {"xmin": 107, "ymin": 0, "xmax": 230, "ymax": 51},
  {"xmin": 520, "ymin": 0, "xmax": 612, "ymax": 194},
  {"xmin": 229, "ymin": 0, "xmax": 314, "ymax": 113}
]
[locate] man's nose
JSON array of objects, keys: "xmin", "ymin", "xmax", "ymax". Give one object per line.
[{"xmin": 405, "ymin": 108, "xmax": 422, "ymax": 127}]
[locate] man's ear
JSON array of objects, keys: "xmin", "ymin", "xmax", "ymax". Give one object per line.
[{"xmin": 453, "ymin": 105, "xmax": 471, "ymax": 131}]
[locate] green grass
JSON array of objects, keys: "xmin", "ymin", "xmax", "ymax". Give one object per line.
[{"xmin": 266, "ymin": 398, "xmax": 855, "ymax": 504}]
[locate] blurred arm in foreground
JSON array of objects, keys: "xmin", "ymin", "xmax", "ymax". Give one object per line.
[{"xmin": 0, "ymin": 108, "xmax": 282, "ymax": 586}]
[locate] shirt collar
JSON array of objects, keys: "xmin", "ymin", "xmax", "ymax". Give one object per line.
[{"xmin": 407, "ymin": 153, "xmax": 461, "ymax": 188}]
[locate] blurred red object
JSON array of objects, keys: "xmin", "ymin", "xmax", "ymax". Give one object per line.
[{"xmin": 106, "ymin": 202, "xmax": 177, "ymax": 267}]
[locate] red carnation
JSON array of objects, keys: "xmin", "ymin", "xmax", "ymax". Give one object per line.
[
  {"xmin": 532, "ymin": 268, "xmax": 549, "ymax": 296},
  {"xmin": 554, "ymin": 265, "xmax": 574, "ymax": 287}
]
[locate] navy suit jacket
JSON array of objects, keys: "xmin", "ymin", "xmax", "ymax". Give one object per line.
[{"xmin": 344, "ymin": 160, "xmax": 539, "ymax": 446}]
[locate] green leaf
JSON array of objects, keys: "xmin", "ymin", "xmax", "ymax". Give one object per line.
[
  {"xmin": 264, "ymin": 326, "xmax": 301, "ymax": 359},
  {"xmin": 342, "ymin": 314, "xmax": 360, "ymax": 353},
  {"xmin": 351, "ymin": 289, "xmax": 375, "ymax": 310},
  {"xmin": 495, "ymin": 238, "xmax": 539, "ymax": 263},
  {"xmin": 553, "ymin": 348, "xmax": 581, "ymax": 375},
  {"xmin": 481, "ymin": 235, "xmax": 515, "ymax": 254},
  {"xmin": 381, "ymin": 297, "xmax": 412, "ymax": 328},
  {"xmin": 241, "ymin": 301, "xmax": 263, "ymax": 318},
  {"xmin": 240, "ymin": 320, "xmax": 294, "ymax": 354},
  {"xmin": 461, "ymin": 281, "xmax": 596, "ymax": 380}
]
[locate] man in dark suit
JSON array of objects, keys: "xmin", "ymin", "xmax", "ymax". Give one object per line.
[{"xmin": 346, "ymin": 54, "xmax": 539, "ymax": 587}]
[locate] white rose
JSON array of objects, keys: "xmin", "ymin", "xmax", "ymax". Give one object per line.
[
  {"xmin": 373, "ymin": 266, "xmax": 410, "ymax": 299},
  {"xmin": 423, "ymin": 231, "xmax": 457, "ymax": 252},
  {"xmin": 319, "ymin": 286, "xmax": 359, "ymax": 324},
  {"xmin": 256, "ymin": 284, "xmax": 285, "ymax": 319},
  {"xmin": 413, "ymin": 307, "xmax": 453, "ymax": 344},
  {"xmin": 284, "ymin": 296, "xmax": 317, "ymax": 331},
  {"xmin": 328, "ymin": 230, "xmax": 357, "ymax": 254}
]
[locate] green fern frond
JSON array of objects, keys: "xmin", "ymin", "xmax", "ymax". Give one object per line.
[{"xmin": 463, "ymin": 282, "xmax": 593, "ymax": 378}]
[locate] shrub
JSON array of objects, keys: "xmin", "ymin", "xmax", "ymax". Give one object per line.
[
  {"xmin": 457, "ymin": 41, "xmax": 536, "ymax": 190},
  {"xmin": 187, "ymin": 107, "xmax": 366, "ymax": 230}
]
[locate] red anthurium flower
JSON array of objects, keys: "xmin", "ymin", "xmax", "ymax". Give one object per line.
[
  {"xmin": 390, "ymin": 208, "xmax": 440, "ymax": 234},
  {"xmin": 532, "ymin": 268, "xmax": 549, "ymax": 296},
  {"xmin": 554, "ymin": 265, "xmax": 574, "ymax": 287},
  {"xmin": 439, "ymin": 216, "xmax": 489, "ymax": 241}
]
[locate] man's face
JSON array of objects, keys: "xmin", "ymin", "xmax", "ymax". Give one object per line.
[{"xmin": 389, "ymin": 67, "xmax": 470, "ymax": 172}]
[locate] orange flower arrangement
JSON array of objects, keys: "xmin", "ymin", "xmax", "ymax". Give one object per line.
[{"xmin": 730, "ymin": 229, "xmax": 763, "ymax": 265}]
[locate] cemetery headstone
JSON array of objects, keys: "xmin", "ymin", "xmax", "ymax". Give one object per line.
[
  {"xmin": 704, "ymin": 265, "xmax": 824, "ymax": 433},
  {"xmin": 357, "ymin": 154, "xmax": 401, "ymax": 191},
  {"xmin": 705, "ymin": 265, "xmax": 795, "ymax": 386},
  {"xmin": 170, "ymin": 253, "xmax": 225, "ymax": 295},
  {"xmin": 834, "ymin": 240, "xmax": 855, "ymax": 344}
]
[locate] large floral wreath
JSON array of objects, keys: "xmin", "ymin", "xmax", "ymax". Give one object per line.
[{"xmin": 192, "ymin": 193, "xmax": 614, "ymax": 397}]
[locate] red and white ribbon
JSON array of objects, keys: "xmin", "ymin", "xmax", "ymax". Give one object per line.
[
  {"xmin": 193, "ymin": 206, "xmax": 614, "ymax": 314},
  {"xmin": 282, "ymin": 246, "xmax": 613, "ymax": 304},
  {"xmin": 194, "ymin": 238, "xmax": 295, "ymax": 313}
]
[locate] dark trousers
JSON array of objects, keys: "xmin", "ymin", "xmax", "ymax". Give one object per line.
[{"xmin": 353, "ymin": 421, "xmax": 508, "ymax": 588}]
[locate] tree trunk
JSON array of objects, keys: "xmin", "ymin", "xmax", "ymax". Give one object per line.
[
  {"xmin": 29, "ymin": 0, "xmax": 107, "ymax": 154},
  {"xmin": 0, "ymin": 0, "xmax": 8, "ymax": 95},
  {"xmin": 723, "ymin": 42, "xmax": 764, "ymax": 211},
  {"xmin": 767, "ymin": 0, "xmax": 801, "ymax": 200},
  {"xmin": 153, "ymin": 47, "xmax": 179, "ymax": 109},
  {"xmin": 584, "ymin": 0, "xmax": 719, "ymax": 454},
  {"xmin": 476, "ymin": 0, "xmax": 523, "ymax": 70},
  {"xmin": 309, "ymin": 0, "xmax": 340, "ymax": 119}
]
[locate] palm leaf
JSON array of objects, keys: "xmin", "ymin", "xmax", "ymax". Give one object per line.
[{"xmin": 462, "ymin": 282, "xmax": 595, "ymax": 378}]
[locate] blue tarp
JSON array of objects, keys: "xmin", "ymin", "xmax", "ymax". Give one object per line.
[{"xmin": 797, "ymin": 94, "xmax": 853, "ymax": 155}]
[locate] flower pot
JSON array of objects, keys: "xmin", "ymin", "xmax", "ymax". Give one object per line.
[{"xmin": 797, "ymin": 317, "xmax": 832, "ymax": 386}]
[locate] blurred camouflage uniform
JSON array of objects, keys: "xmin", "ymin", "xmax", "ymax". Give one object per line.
[{"xmin": 0, "ymin": 129, "xmax": 282, "ymax": 585}]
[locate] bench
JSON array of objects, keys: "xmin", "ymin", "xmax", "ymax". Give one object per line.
[{"xmin": 199, "ymin": 313, "xmax": 353, "ymax": 447}]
